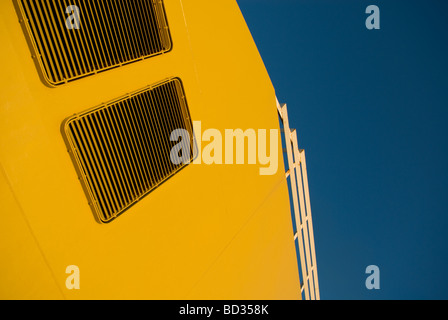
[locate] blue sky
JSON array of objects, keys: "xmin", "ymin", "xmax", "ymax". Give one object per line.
[{"xmin": 236, "ymin": 0, "xmax": 448, "ymax": 299}]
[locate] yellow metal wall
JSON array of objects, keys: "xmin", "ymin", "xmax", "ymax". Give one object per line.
[{"xmin": 0, "ymin": 0, "xmax": 300, "ymax": 299}]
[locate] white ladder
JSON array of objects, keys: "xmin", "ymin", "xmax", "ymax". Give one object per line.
[{"xmin": 277, "ymin": 99, "xmax": 320, "ymax": 300}]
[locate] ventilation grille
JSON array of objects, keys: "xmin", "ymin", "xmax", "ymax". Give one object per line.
[
  {"xmin": 63, "ymin": 78, "xmax": 194, "ymax": 223},
  {"xmin": 18, "ymin": 0, "xmax": 172, "ymax": 86}
]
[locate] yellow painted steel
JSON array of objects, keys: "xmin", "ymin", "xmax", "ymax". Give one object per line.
[{"xmin": 0, "ymin": 0, "xmax": 300, "ymax": 299}]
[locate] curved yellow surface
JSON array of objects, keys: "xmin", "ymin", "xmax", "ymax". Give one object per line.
[{"xmin": 0, "ymin": 0, "xmax": 300, "ymax": 299}]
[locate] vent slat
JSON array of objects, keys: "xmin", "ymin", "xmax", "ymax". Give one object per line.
[
  {"xmin": 128, "ymin": 99, "xmax": 154, "ymax": 188},
  {"xmin": 138, "ymin": 93, "xmax": 163, "ymax": 183},
  {"xmin": 113, "ymin": 103, "xmax": 144, "ymax": 196},
  {"xmin": 94, "ymin": 111, "xmax": 127, "ymax": 208},
  {"xmin": 103, "ymin": 107, "xmax": 136, "ymax": 203},
  {"xmin": 120, "ymin": 100, "xmax": 148, "ymax": 192},
  {"xmin": 19, "ymin": 0, "xmax": 172, "ymax": 86},
  {"xmin": 81, "ymin": 117, "xmax": 117, "ymax": 217},
  {"xmin": 167, "ymin": 82, "xmax": 190, "ymax": 157},
  {"xmin": 90, "ymin": 113, "xmax": 125, "ymax": 211},
  {"xmin": 63, "ymin": 79, "xmax": 193, "ymax": 222},
  {"xmin": 151, "ymin": 86, "xmax": 174, "ymax": 176}
]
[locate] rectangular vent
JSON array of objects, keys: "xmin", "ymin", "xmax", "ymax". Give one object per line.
[
  {"xmin": 62, "ymin": 78, "xmax": 194, "ymax": 223},
  {"xmin": 17, "ymin": 0, "xmax": 172, "ymax": 86}
]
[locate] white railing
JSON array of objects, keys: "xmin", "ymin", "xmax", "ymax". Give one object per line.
[{"xmin": 277, "ymin": 99, "xmax": 320, "ymax": 300}]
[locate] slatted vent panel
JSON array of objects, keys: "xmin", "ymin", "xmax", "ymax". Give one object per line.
[
  {"xmin": 18, "ymin": 0, "xmax": 172, "ymax": 86},
  {"xmin": 63, "ymin": 78, "xmax": 194, "ymax": 223}
]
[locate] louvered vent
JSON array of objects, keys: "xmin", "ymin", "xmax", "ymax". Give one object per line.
[
  {"xmin": 62, "ymin": 78, "xmax": 194, "ymax": 223},
  {"xmin": 17, "ymin": 0, "xmax": 172, "ymax": 86}
]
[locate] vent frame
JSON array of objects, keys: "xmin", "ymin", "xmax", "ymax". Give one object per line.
[
  {"xmin": 16, "ymin": 0, "xmax": 173, "ymax": 87},
  {"xmin": 62, "ymin": 77, "xmax": 195, "ymax": 223}
]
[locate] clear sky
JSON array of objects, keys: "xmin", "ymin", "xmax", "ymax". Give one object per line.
[{"xmin": 236, "ymin": 0, "xmax": 448, "ymax": 299}]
